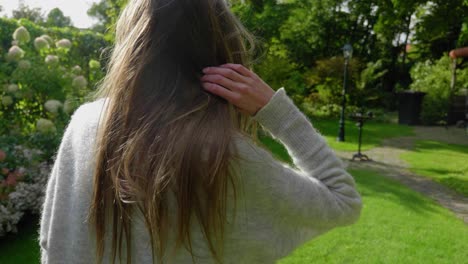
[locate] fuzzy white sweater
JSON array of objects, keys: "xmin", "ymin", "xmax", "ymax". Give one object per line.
[{"xmin": 39, "ymin": 87, "xmax": 362, "ymax": 263}]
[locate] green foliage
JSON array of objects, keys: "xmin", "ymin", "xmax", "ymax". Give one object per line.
[
  {"xmin": 304, "ymin": 57, "xmax": 361, "ymax": 107},
  {"xmin": 0, "ymin": 19, "xmax": 107, "ymax": 159},
  {"xmin": 414, "ymin": 0, "xmax": 468, "ymax": 59},
  {"xmin": 253, "ymin": 38, "xmax": 306, "ymax": 99},
  {"xmin": 87, "ymin": 0, "xmax": 128, "ymax": 41},
  {"xmin": 355, "ymin": 60, "xmax": 388, "ymax": 107},
  {"xmin": 410, "ymin": 55, "xmax": 468, "ymax": 125},
  {"xmin": 11, "ymin": 3, "xmax": 45, "ymax": 24},
  {"xmin": 0, "ymin": 17, "xmax": 108, "ymax": 237},
  {"xmin": 45, "ymin": 8, "xmax": 72, "ymax": 28},
  {"xmin": 230, "ymin": 0, "xmax": 468, "ymax": 112}
]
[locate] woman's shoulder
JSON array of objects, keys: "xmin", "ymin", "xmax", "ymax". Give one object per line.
[
  {"xmin": 73, "ymin": 97, "xmax": 109, "ymax": 116},
  {"xmin": 70, "ymin": 98, "xmax": 109, "ymax": 125}
]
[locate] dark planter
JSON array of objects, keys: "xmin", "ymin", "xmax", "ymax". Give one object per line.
[
  {"xmin": 448, "ymin": 95, "xmax": 467, "ymax": 125},
  {"xmin": 397, "ymin": 91, "xmax": 426, "ymax": 125}
]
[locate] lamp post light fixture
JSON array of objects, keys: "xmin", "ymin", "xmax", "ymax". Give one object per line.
[{"xmin": 337, "ymin": 43, "xmax": 353, "ymax": 142}]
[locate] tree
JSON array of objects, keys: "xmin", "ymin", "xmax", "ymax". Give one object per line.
[
  {"xmin": 414, "ymin": 0, "xmax": 468, "ymax": 59},
  {"xmin": 87, "ymin": 0, "xmax": 128, "ymax": 37},
  {"xmin": 45, "ymin": 8, "xmax": 72, "ymax": 27},
  {"xmin": 12, "ymin": 1, "xmax": 45, "ymax": 24},
  {"xmin": 87, "ymin": 0, "xmax": 110, "ymax": 33}
]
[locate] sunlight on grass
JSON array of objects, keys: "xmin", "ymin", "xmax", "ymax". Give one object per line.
[
  {"xmin": 312, "ymin": 119, "xmax": 414, "ymax": 151},
  {"xmin": 400, "ymin": 140, "xmax": 468, "ymax": 196},
  {"xmin": 258, "ymin": 118, "xmax": 414, "ymax": 152},
  {"xmin": 278, "ymin": 169, "xmax": 468, "ymax": 264}
]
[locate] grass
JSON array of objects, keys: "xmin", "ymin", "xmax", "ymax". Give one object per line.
[
  {"xmin": 313, "ymin": 119, "xmax": 414, "ymax": 151},
  {"xmin": 259, "ymin": 118, "xmax": 414, "ymax": 152},
  {"xmin": 0, "ymin": 213, "xmax": 40, "ymax": 264},
  {"xmin": 400, "ymin": 140, "xmax": 468, "ymax": 196},
  {"xmin": 279, "ymin": 169, "xmax": 468, "ymax": 264},
  {"xmin": 257, "ymin": 136, "xmax": 468, "ymax": 263},
  {"xmin": 2, "ymin": 126, "xmax": 465, "ymax": 264},
  {"xmin": 3, "ymin": 170, "xmax": 467, "ymax": 264}
]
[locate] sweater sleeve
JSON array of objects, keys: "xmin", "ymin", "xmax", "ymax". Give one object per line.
[
  {"xmin": 38, "ymin": 107, "xmax": 80, "ymax": 264},
  {"xmin": 233, "ymin": 87, "xmax": 362, "ymax": 257}
]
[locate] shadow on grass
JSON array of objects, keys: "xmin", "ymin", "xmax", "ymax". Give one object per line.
[
  {"xmin": 401, "ymin": 140, "xmax": 468, "ymax": 197},
  {"xmin": 409, "ymin": 140, "xmax": 468, "ymax": 154},
  {"xmin": 349, "ymin": 169, "xmax": 438, "ymax": 216},
  {"xmin": 437, "ymin": 177, "xmax": 468, "ymax": 197},
  {"xmin": 256, "ymin": 135, "xmax": 440, "ymax": 216}
]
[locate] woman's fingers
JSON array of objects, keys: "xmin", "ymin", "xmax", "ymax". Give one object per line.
[
  {"xmin": 201, "ymin": 82, "xmax": 240, "ymax": 103},
  {"xmin": 201, "ymin": 74, "xmax": 247, "ymax": 93},
  {"xmin": 220, "ymin": 63, "xmax": 255, "ymax": 79},
  {"xmin": 202, "ymin": 66, "xmax": 247, "ymax": 83},
  {"xmin": 201, "ymin": 63, "xmax": 276, "ymax": 116}
]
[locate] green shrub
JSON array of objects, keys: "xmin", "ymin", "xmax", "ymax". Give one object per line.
[
  {"xmin": 304, "ymin": 57, "xmax": 361, "ymax": 107},
  {"xmin": 254, "ymin": 38, "xmax": 306, "ymax": 95},
  {"xmin": 410, "ymin": 55, "xmax": 468, "ymax": 125},
  {"xmin": 0, "ymin": 19, "xmax": 108, "ymax": 237}
]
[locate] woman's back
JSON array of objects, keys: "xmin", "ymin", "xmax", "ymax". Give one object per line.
[
  {"xmin": 39, "ymin": 0, "xmax": 361, "ymax": 262},
  {"xmin": 40, "ymin": 87, "xmax": 361, "ymax": 263}
]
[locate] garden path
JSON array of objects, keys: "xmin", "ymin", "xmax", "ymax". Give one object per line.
[{"xmin": 334, "ymin": 126, "xmax": 468, "ymax": 224}]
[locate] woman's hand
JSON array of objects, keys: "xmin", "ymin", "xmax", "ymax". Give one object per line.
[{"xmin": 200, "ymin": 63, "xmax": 275, "ymax": 116}]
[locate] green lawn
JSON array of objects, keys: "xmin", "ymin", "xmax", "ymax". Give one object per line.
[
  {"xmin": 3, "ymin": 169, "xmax": 466, "ymax": 264},
  {"xmin": 3, "ymin": 126, "xmax": 466, "ymax": 264},
  {"xmin": 258, "ymin": 135, "xmax": 468, "ymax": 263},
  {"xmin": 279, "ymin": 169, "xmax": 468, "ymax": 264},
  {"xmin": 0, "ymin": 214, "xmax": 40, "ymax": 264},
  {"xmin": 259, "ymin": 118, "xmax": 414, "ymax": 152},
  {"xmin": 400, "ymin": 140, "xmax": 468, "ymax": 196}
]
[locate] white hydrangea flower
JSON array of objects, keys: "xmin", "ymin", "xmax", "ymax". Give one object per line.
[
  {"xmin": 40, "ymin": 34, "xmax": 53, "ymax": 45},
  {"xmin": 13, "ymin": 26, "xmax": 30, "ymax": 43},
  {"xmin": 7, "ymin": 84, "xmax": 19, "ymax": 93},
  {"xmin": 72, "ymin": 76, "xmax": 88, "ymax": 88},
  {"xmin": 11, "ymin": 40, "xmax": 19, "ymax": 46},
  {"xmin": 45, "ymin": 55, "xmax": 59, "ymax": 65},
  {"xmin": 0, "ymin": 205, "xmax": 23, "ymax": 236},
  {"xmin": 5, "ymin": 160, "xmax": 51, "ymax": 230},
  {"xmin": 71, "ymin": 65, "xmax": 82, "ymax": 74},
  {"xmin": 36, "ymin": 118, "xmax": 56, "ymax": 134},
  {"xmin": 9, "ymin": 182, "xmax": 45, "ymax": 212},
  {"xmin": 56, "ymin": 39, "xmax": 72, "ymax": 49},
  {"xmin": 1, "ymin": 96, "xmax": 13, "ymax": 106},
  {"xmin": 63, "ymin": 99, "xmax": 76, "ymax": 114},
  {"xmin": 89, "ymin": 59, "xmax": 101, "ymax": 70},
  {"xmin": 34, "ymin": 37, "xmax": 50, "ymax": 50},
  {"xmin": 18, "ymin": 60, "xmax": 31, "ymax": 70},
  {"xmin": 6, "ymin": 46, "xmax": 25, "ymax": 62},
  {"xmin": 44, "ymin": 100, "xmax": 63, "ymax": 113}
]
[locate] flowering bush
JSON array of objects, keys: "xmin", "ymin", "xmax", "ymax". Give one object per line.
[
  {"xmin": 0, "ymin": 143, "xmax": 50, "ymax": 236},
  {"xmin": 0, "ymin": 19, "xmax": 108, "ymax": 236}
]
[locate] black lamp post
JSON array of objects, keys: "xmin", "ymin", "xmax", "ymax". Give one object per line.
[{"xmin": 337, "ymin": 43, "xmax": 353, "ymax": 142}]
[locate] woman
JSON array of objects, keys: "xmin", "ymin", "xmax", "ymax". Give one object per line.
[{"xmin": 39, "ymin": 0, "xmax": 362, "ymax": 263}]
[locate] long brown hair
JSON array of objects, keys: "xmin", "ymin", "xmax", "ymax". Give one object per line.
[{"xmin": 87, "ymin": 0, "xmax": 260, "ymax": 263}]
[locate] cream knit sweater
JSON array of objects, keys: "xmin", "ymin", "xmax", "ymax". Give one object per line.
[{"xmin": 39, "ymin": 87, "xmax": 362, "ymax": 263}]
